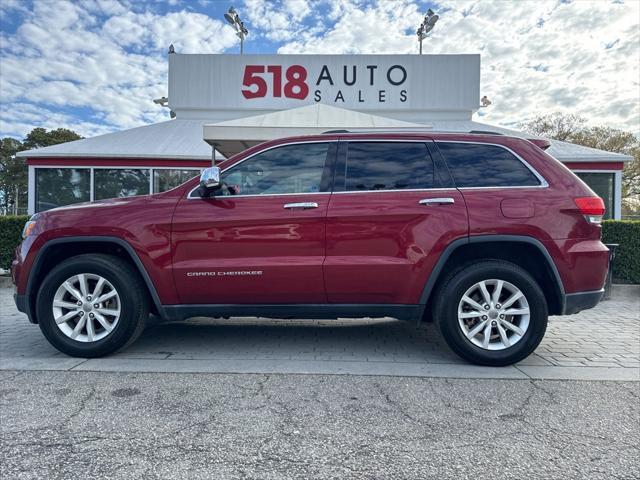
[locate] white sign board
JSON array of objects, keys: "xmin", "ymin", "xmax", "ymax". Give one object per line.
[{"xmin": 169, "ymin": 54, "xmax": 480, "ymax": 119}]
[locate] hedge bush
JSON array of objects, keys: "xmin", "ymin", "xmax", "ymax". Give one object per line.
[
  {"xmin": 0, "ymin": 215, "xmax": 638, "ymax": 284},
  {"xmin": 602, "ymin": 220, "xmax": 640, "ymax": 284},
  {"xmin": 0, "ymin": 216, "xmax": 29, "ymax": 271}
]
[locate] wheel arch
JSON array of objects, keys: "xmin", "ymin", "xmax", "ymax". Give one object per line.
[
  {"xmin": 420, "ymin": 235, "xmax": 566, "ymax": 320},
  {"xmin": 25, "ymin": 236, "xmax": 164, "ymax": 323}
]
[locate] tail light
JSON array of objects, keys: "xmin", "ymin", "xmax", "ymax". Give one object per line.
[{"xmin": 574, "ymin": 197, "xmax": 605, "ymax": 224}]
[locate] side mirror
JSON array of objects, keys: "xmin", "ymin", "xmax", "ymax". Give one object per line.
[{"xmin": 200, "ymin": 166, "xmax": 221, "ymax": 189}]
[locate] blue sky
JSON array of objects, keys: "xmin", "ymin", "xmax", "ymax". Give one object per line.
[{"xmin": 0, "ymin": 0, "xmax": 638, "ymax": 140}]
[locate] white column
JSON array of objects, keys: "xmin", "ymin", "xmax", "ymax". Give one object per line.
[
  {"xmin": 27, "ymin": 166, "xmax": 35, "ymax": 215},
  {"xmin": 90, "ymin": 167, "xmax": 95, "ymax": 202},
  {"xmin": 614, "ymin": 170, "xmax": 622, "ymax": 220}
]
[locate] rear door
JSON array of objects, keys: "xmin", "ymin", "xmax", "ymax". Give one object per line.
[
  {"xmin": 324, "ymin": 140, "xmax": 468, "ymax": 304},
  {"xmin": 171, "ymin": 141, "xmax": 336, "ymax": 304}
]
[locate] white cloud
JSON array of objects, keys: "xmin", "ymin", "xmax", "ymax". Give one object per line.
[
  {"xmin": 0, "ymin": 0, "xmax": 638, "ymax": 140},
  {"xmin": 277, "ymin": 0, "xmax": 640, "ymax": 134},
  {"xmin": 0, "ymin": 1, "xmax": 238, "ymax": 139},
  {"xmin": 243, "ymin": 0, "xmax": 314, "ymax": 42}
]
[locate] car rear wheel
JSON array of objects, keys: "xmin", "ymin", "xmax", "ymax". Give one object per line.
[
  {"xmin": 36, "ymin": 254, "xmax": 148, "ymax": 357},
  {"xmin": 434, "ymin": 260, "xmax": 548, "ymax": 366}
]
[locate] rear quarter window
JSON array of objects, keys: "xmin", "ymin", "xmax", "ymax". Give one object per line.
[{"xmin": 437, "ymin": 142, "xmax": 541, "ymax": 188}]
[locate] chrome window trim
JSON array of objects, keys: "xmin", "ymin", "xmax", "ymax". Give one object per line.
[
  {"xmin": 187, "ymin": 140, "xmax": 336, "ymax": 200},
  {"xmin": 332, "ymin": 187, "xmax": 457, "ymax": 194},
  {"xmin": 434, "ymin": 140, "xmax": 549, "ymax": 189}
]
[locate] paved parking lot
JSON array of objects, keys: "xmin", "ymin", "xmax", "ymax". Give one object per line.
[
  {"xmin": 1, "ymin": 287, "xmax": 638, "ymax": 380},
  {"xmin": 1, "ymin": 287, "xmax": 639, "ymax": 479}
]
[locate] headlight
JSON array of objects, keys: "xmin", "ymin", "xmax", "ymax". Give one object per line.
[{"xmin": 22, "ymin": 220, "xmax": 37, "ymax": 239}]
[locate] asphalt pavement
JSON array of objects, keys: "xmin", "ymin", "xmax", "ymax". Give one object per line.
[{"xmin": 1, "ymin": 370, "xmax": 638, "ymax": 479}]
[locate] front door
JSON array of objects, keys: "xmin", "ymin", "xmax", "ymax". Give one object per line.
[
  {"xmin": 171, "ymin": 141, "xmax": 336, "ymax": 304},
  {"xmin": 324, "ymin": 140, "xmax": 468, "ymax": 304}
]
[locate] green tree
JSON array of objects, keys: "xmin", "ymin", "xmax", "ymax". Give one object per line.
[
  {"xmin": 0, "ymin": 128, "xmax": 82, "ymax": 215},
  {"xmin": 21, "ymin": 127, "xmax": 82, "ymax": 150},
  {"xmin": 0, "ymin": 138, "xmax": 26, "ymax": 215},
  {"xmin": 521, "ymin": 113, "xmax": 640, "ymax": 216}
]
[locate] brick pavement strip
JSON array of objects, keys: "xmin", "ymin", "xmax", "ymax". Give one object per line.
[{"xmin": 0, "ymin": 287, "xmax": 638, "ymax": 381}]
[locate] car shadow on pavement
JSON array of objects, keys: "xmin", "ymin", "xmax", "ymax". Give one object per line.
[{"xmin": 113, "ymin": 316, "xmax": 465, "ymax": 364}]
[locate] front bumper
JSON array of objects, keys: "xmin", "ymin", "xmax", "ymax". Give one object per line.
[
  {"xmin": 562, "ymin": 289, "xmax": 604, "ymax": 315},
  {"xmin": 13, "ymin": 293, "xmax": 37, "ymax": 324}
]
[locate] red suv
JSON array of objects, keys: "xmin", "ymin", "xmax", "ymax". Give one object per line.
[{"xmin": 12, "ymin": 132, "xmax": 609, "ymax": 365}]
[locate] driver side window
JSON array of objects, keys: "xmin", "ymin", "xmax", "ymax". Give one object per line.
[{"xmin": 220, "ymin": 142, "xmax": 331, "ymax": 196}]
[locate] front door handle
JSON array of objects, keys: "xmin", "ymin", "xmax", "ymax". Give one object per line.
[
  {"xmin": 283, "ymin": 202, "xmax": 319, "ymax": 210},
  {"xmin": 419, "ymin": 197, "xmax": 455, "ymax": 206}
]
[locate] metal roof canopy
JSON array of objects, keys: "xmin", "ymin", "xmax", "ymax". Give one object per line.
[
  {"xmin": 17, "ymin": 119, "xmax": 213, "ymax": 160},
  {"xmin": 203, "ymin": 104, "xmax": 633, "ymax": 162},
  {"xmin": 203, "ymin": 104, "xmax": 426, "ymax": 157}
]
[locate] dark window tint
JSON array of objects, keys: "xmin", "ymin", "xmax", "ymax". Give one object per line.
[
  {"xmin": 345, "ymin": 142, "xmax": 434, "ymax": 191},
  {"xmin": 220, "ymin": 143, "xmax": 330, "ymax": 195},
  {"xmin": 437, "ymin": 143, "xmax": 541, "ymax": 188}
]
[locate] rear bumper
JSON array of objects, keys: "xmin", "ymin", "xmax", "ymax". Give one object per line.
[{"xmin": 561, "ymin": 289, "xmax": 604, "ymax": 315}]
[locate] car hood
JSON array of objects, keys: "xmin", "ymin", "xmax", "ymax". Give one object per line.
[{"xmin": 42, "ymin": 195, "xmax": 149, "ymax": 214}]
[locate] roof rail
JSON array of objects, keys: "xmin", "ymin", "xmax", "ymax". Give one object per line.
[
  {"xmin": 321, "ymin": 128, "xmax": 505, "ymax": 135},
  {"xmin": 321, "ymin": 127, "xmax": 433, "ymax": 134},
  {"xmin": 468, "ymin": 130, "xmax": 504, "ymax": 135}
]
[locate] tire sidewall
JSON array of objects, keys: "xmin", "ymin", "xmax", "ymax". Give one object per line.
[
  {"xmin": 37, "ymin": 256, "xmax": 144, "ymax": 357},
  {"xmin": 438, "ymin": 262, "xmax": 548, "ymax": 366}
]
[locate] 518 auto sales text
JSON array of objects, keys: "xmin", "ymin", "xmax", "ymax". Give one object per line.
[{"xmin": 241, "ymin": 64, "xmax": 408, "ymax": 104}]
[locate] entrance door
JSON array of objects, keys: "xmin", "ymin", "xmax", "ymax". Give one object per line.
[
  {"xmin": 324, "ymin": 140, "xmax": 468, "ymax": 304},
  {"xmin": 171, "ymin": 141, "xmax": 336, "ymax": 304}
]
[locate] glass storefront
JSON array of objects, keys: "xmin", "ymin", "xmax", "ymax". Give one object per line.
[
  {"xmin": 575, "ymin": 172, "xmax": 615, "ymax": 220},
  {"xmin": 153, "ymin": 169, "xmax": 199, "ymax": 193},
  {"xmin": 35, "ymin": 167, "xmax": 200, "ymax": 212},
  {"xmin": 94, "ymin": 168, "xmax": 150, "ymax": 200},
  {"xmin": 36, "ymin": 168, "xmax": 90, "ymax": 212}
]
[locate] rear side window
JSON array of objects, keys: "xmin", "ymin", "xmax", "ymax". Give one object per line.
[
  {"xmin": 344, "ymin": 142, "xmax": 435, "ymax": 191},
  {"xmin": 437, "ymin": 142, "xmax": 541, "ymax": 188}
]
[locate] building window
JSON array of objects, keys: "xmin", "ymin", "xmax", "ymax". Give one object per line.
[
  {"xmin": 153, "ymin": 169, "xmax": 199, "ymax": 193},
  {"xmin": 575, "ymin": 172, "xmax": 615, "ymax": 220},
  {"xmin": 35, "ymin": 168, "xmax": 90, "ymax": 212},
  {"xmin": 94, "ymin": 169, "xmax": 150, "ymax": 200}
]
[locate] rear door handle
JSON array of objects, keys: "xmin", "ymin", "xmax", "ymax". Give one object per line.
[
  {"xmin": 419, "ymin": 197, "xmax": 455, "ymax": 206},
  {"xmin": 283, "ymin": 202, "xmax": 319, "ymax": 209}
]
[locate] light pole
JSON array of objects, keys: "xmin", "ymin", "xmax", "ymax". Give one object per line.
[
  {"xmin": 224, "ymin": 7, "xmax": 248, "ymax": 54},
  {"xmin": 417, "ymin": 9, "xmax": 439, "ymax": 54}
]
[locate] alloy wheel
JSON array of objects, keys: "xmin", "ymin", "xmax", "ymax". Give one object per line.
[
  {"xmin": 52, "ymin": 273, "xmax": 121, "ymax": 343},
  {"xmin": 457, "ymin": 279, "xmax": 530, "ymax": 351}
]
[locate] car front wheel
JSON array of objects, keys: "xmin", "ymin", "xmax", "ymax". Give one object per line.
[
  {"xmin": 36, "ymin": 254, "xmax": 148, "ymax": 357},
  {"xmin": 434, "ymin": 260, "xmax": 548, "ymax": 366}
]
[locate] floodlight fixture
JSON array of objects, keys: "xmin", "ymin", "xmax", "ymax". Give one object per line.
[
  {"xmin": 224, "ymin": 6, "xmax": 248, "ymax": 54},
  {"xmin": 417, "ymin": 9, "xmax": 439, "ymax": 54},
  {"xmin": 153, "ymin": 96, "xmax": 168, "ymax": 107}
]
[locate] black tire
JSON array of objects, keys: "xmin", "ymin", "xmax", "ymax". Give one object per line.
[
  {"xmin": 36, "ymin": 254, "xmax": 149, "ymax": 358},
  {"xmin": 433, "ymin": 260, "xmax": 548, "ymax": 366}
]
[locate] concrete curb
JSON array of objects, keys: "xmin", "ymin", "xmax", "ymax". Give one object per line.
[
  {"xmin": 608, "ymin": 283, "xmax": 640, "ymax": 300},
  {"xmin": 1, "ymin": 356, "xmax": 638, "ymax": 381}
]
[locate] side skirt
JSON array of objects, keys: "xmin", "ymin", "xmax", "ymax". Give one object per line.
[{"xmin": 161, "ymin": 304, "xmax": 424, "ymax": 322}]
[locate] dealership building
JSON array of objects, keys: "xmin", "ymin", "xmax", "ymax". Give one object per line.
[{"xmin": 18, "ymin": 54, "xmax": 631, "ymax": 218}]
